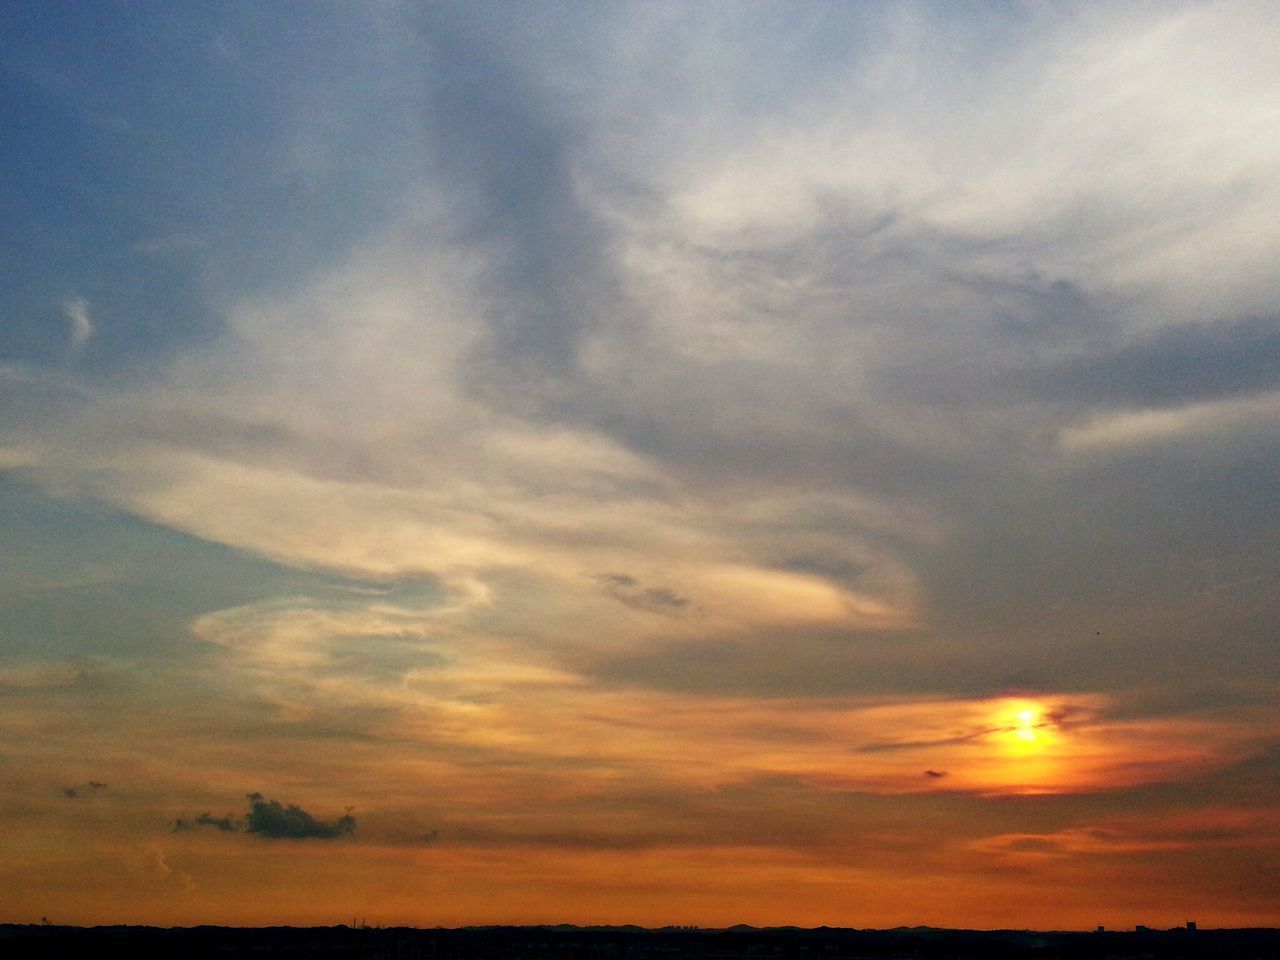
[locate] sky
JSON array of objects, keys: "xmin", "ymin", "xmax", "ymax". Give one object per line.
[{"xmin": 2, "ymin": 0, "xmax": 1278, "ymax": 931}]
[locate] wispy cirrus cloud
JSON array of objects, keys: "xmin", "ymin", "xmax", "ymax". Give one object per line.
[{"xmin": 62, "ymin": 297, "xmax": 93, "ymax": 350}]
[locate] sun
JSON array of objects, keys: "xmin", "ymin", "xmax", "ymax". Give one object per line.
[
  {"xmin": 1013, "ymin": 709, "xmax": 1039, "ymax": 742},
  {"xmin": 967, "ymin": 699, "xmax": 1072, "ymax": 794},
  {"xmin": 995, "ymin": 700, "xmax": 1061, "ymax": 757}
]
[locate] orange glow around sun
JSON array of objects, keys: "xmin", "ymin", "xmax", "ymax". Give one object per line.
[
  {"xmin": 998, "ymin": 701, "xmax": 1063, "ymax": 752},
  {"xmin": 978, "ymin": 699, "xmax": 1071, "ymax": 792}
]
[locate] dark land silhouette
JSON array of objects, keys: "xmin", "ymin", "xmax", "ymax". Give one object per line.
[{"xmin": 2, "ymin": 923, "xmax": 1278, "ymax": 960}]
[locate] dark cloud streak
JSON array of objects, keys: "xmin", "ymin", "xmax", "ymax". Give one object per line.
[
  {"xmin": 1011, "ymin": 315, "xmax": 1280, "ymax": 408},
  {"xmin": 173, "ymin": 794, "xmax": 357, "ymax": 840},
  {"xmin": 62, "ymin": 781, "xmax": 107, "ymax": 799},
  {"xmin": 594, "ymin": 573, "xmax": 689, "ymax": 615},
  {"xmin": 173, "ymin": 812, "xmax": 237, "ymax": 833},
  {"xmin": 414, "ymin": 4, "xmax": 616, "ymax": 395},
  {"xmin": 245, "ymin": 793, "xmax": 356, "ymax": 840}
]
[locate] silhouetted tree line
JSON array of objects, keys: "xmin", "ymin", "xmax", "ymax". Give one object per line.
[{"xmin": 4, "ymin": 924, "xmax": 1280, "ymax": 960}]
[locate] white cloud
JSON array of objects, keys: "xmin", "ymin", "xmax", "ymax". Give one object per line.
[
  {"xmin": 645, "ymin": 3, "xmax": 1280, "ymax": 325},
  {"xmin": 7, "ymin": 202, "xmax": 923, "ymax": 656},
  {"xmin": 1059, "ymin": 391, "xmax": 1280, "ymax": 452},
  {"xmin": 62, "ymin": 297, "xmax": 93, "ymax": 349}
]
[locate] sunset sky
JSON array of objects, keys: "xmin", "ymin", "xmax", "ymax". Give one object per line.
[{"xmin": 2, "ymin": 1, "xmax": 1278, "ymax": 931}]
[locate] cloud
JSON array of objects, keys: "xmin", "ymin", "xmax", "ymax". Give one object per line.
[
  {"xmin": 594, "ymin": 572, "xmax": 689, "ymax": 614},
  {"xmin": 408, "ymin": 2, "xmax": 619, "ymax": 396},
  {"xmin": 245, "ymin": 793, "xmax": 356, "ymax": 840},
  {"xmin": 138, "ymin": 842, "xmax": 195, "ymax": 891},
  {"xmin": 967, "ymin": 807, "xmax": 1280, "ymax": 860},
  {"xmin": 173, "ymin": 812, "xmax": 237, "ymax": 833},
  {"xmin": 173, "ymin": 794, "xmax": 356, "ymax": 840},
  {"xmin": 595, "ymin": 573, "xmax": 637, "ymax": 588},
  {"xmin": 63, "ymin": 781, "xmax": 108, "ymax": 799},
  {"xmin": 1058, "ymin": 391, "xmax": 1280, "ymax": 452},
  {"xmin": 61, "ymin": 297, "xmax": 93, "ymax": 350},
  {"xmin": 1016, "ymin": 315, "xmax": 1280, "ymax": 409}
]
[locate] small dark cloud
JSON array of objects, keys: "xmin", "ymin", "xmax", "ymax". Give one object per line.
[
  {"xmin": 593, "ymin": 573, "xmax": 689, "ymax": 614},
  {"xmin": 780, "ymin": 555, "xmax": 869, "ymax": 586},
  {"xmin": 925, "ymin": 769, "xmax": 947, "ymax": 778},
  {"xmin": 1041, "ymin": 704, "xmax": 1092, "ymax": 730},
  {"xmin": 173, "ymin": 793, "xmax": 357, "ymax": 840},
  {"xmin": 638, "ymin": 587, "xmax": 688, "ymax": 610},
  {"xmin": 63, "ymin": 781, "xmax": 108, "ymax": 799},
  {"xmin": 174, "ymin": 812, "xmax": 238, "ymax": 833},
  {"xmin": 595, "ymin": 572, "xmax": 637, "ymax": 588},
  {"xmin": 245, "ymin": 792, "xmax": 356, "ymax": 840}
]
